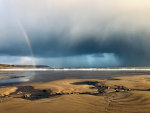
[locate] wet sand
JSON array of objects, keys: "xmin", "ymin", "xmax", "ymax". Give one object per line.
[
  {"xmin": 1, "ymin": 70, "xmax": 150, "ymax": 86},
  {"xmin": 0, "ymin": 74, "xmax": 150, "ymax": 113}
]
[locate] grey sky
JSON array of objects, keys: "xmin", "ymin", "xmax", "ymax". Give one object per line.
[{"xmin": 0, "ymin": 0, "xmax": 150, "ymax": 67}]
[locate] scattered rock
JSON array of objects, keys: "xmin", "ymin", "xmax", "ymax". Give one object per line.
[
  {"xmin": 0, "ymin": 80, "xmax": 148, "ymax": 101},
  {"xmin": 105, "ymin": 89, "xmax": 116, "ymax": 93},
  {"xmin": 17, "ymin": 91, "xmax": 23, "ymax": 95},
  {"xmin": 24, "ymin": 93, "xmax": 31, "ymax": 98}
]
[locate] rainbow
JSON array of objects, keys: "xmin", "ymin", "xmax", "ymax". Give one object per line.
[
  {"xmin": 7, "ymin": 1, "xmax": 36, "ymax": 67},
  {"xmin": 18, "ymin": 21, "xmax": 36, "ymax": 67}
]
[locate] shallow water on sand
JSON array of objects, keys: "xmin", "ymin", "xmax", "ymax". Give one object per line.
[{"xmin": 0, "ymin": 70, "xmax": 150, "ymax": 86}]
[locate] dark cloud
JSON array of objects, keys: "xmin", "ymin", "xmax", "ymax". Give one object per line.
[
  {"xmin": 31, "ymin": 32, "xmax": 150, "ymax": 66},
  {"xmin": 1, "ymin": 30, "xmax": 150, "ymax": 66}
]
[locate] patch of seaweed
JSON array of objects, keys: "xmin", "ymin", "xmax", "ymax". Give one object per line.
[
  {"xmin": 11, "ymin": 86, "xmax": 53, "ymax": 100},
  {"xmin": 2, "ymin": 81, "xmax": 150, "ymax": 101}
]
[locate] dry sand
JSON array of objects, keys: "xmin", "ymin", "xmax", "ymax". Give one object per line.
[{"xmin": 0, "ymin": 75, "xmax": 150, "ymax": 113}]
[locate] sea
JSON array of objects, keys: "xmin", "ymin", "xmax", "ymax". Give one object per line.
[{"xmin": 0, "ymin": 68, "xmax": 150, "ymax": 86}]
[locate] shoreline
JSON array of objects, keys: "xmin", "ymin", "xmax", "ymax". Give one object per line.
[{"xmin": 1, "ymin": 68, "xmax": 150, "ymax": 71}]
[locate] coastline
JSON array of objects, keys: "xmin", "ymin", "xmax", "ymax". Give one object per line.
[{"xmin": 1, "ymin": 68, "xmax": 150, "ymax": 71}]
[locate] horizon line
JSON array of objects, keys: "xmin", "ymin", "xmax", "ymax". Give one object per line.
[{"xmin": 1, "ymin": 68, "xmax": 150, "ymax": 71}]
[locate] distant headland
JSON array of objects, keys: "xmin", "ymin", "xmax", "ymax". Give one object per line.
[{"xmin": 0, "ymin": 64, "xmax": 50, "ymax": 69}]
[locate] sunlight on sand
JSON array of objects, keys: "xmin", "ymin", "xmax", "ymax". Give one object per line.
[{"xmin": 0, "ymin": 75, "xmax": 150, "ymax": 113}]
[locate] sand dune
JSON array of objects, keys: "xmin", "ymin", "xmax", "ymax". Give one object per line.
[{"xmin": 0, "ymin": 75, "xmax": 150, "ymax": 113}]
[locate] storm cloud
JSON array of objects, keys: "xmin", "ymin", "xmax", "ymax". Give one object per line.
[{"xmin": 0, "ymin": 0, "xmax": 150, "ymax": 67}]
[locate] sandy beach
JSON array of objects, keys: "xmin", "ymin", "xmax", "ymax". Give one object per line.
[
  {"xmin": 1, "ymin": 0, "xmax": 150, "ymax": 112},
  {"xmin": 0, "ymin": 75, "xmax": 150, "ymax": 113}
]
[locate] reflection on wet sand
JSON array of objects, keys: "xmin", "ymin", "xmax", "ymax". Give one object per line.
[{"xmin": 1, "ymin": 70, "xmax": 150, "ymax": 86}]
